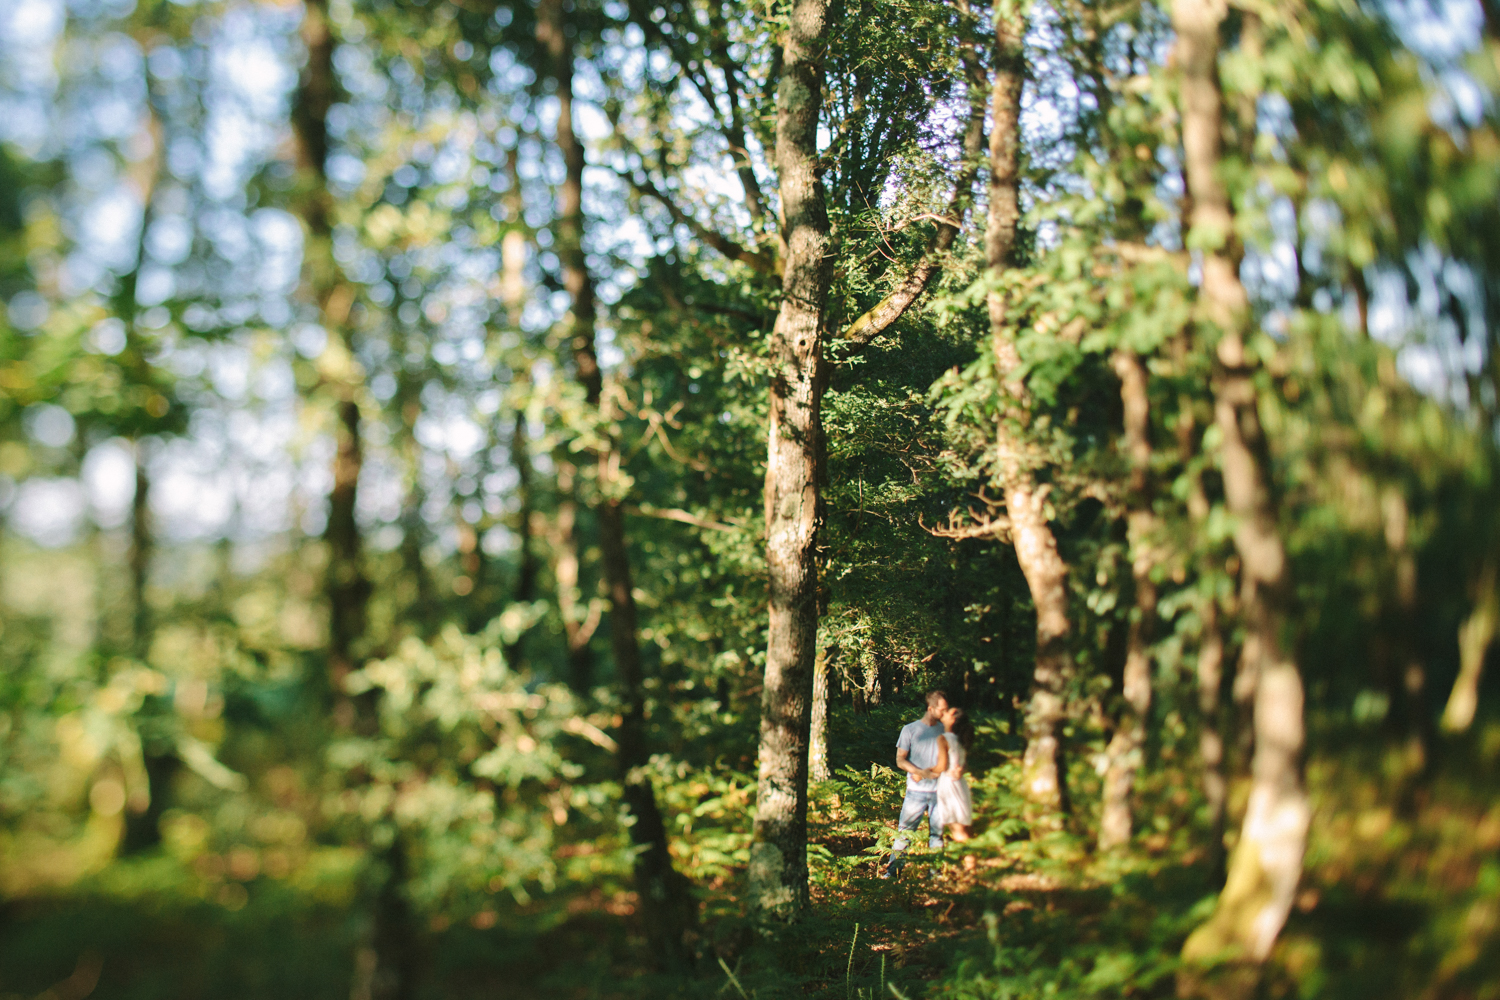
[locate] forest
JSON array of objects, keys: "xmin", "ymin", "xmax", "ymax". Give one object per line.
[{"xmin": 1, "ymin": 0, "xmax": 1499, "ymax": 995}]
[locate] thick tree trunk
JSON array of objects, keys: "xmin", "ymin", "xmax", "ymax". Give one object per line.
[
  {"xmin": 749, "ymin": 0, "xmax": 834, "ymax": 921},
  {"xmin": 984, "ymin": 0, "xmax": 1069, "ymax": 817},
  {"xmin": 809, "ymin": 646, "xmax": 830, "ymax": 781},
  {"xmin": 1174, "ymin": 0, "xmax": 1309, "ymax": 986},
  {"xmin": 537, "ymin": 0, "xmax": 693, "ymax": 965},
  {"xmin": 1099, "ymin": 349, "xmax": 1156, "ymax": 850}
]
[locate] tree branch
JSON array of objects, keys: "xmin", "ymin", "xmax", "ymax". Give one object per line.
[
  {"xmin": 628, "ymin": 505, "xmax": 741, "ymax": 532},
  {"xmin": 628, "ymin": 171, "xmax": 776, "ymax": 275},
  {"xmin": 835, "ymin": 31, "xmax": 990, "ymax": 356}
]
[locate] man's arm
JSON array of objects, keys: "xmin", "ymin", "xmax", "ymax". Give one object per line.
[{"xmin": 896, "ymin": 748, "xmax": 934, "ymax": 780}]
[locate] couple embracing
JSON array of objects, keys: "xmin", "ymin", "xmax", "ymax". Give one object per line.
[{"xmin": 880, "ymin": 690, "xmax": 972, "ymax": 878}]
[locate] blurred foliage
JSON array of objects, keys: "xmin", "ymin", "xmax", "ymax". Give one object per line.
[{"xmin": 2, "ymin": 0, "xmax": 1500, "ymax": 996}]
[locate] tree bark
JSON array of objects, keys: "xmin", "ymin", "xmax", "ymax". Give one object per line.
[
  {"xmin": 537, "ymin": 0, "xmax": 693, "ymax": 966},
  {"xmin": 983, "ymin": 0, "xmax": 1069, "ymax": 817},
  {"xmin": 749, "ymin": 0, "xmax": 834, "ymax": 921},
  {"xmin": 1174, "ymin": 0, "xmax": 1310, "ymax": 985},
  {"xmin": 1099, "ymin": 348, "xmax": 1156, "ymax": 850},
  {"xmin": 809, "ymin": 646, "xmax": 830, "ymax": 781}
]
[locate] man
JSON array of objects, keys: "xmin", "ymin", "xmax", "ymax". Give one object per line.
[{"xmin": 880, "ymin": 689, "xmax": 948, "ymax": 878}]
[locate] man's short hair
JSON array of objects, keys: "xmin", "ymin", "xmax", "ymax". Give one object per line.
[{"xmin": 925, "ymin": 689, "xmax": 949, "ymax": 707}]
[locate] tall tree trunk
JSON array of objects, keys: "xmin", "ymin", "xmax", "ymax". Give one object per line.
[
  {"xmin": 1099, "ymin": 348, "xmax": 1156, "ymax": 850},
  {"xmin": 1174, "ymin": 0, "xmax": 1309, "ymax": 987},
  {"xmin": 809, "ymin": 646, "xmax": 830, "ymax": 781},
  {"xmin": 292, "ymin": 0, "xmax": 370, "ymax": 726},
  {"xmin": 984, "ymin": 0, "xmax": 1069, "ymax": 817},
  {"xmin": 537, "ymin": 0, "xmax": 693, "ymax": 966},
  {"xmin": 500, "ymin": 176, "xmax": 535, "ymax": 667},
  {"xmin": 749, "ymin": 0, "xmax": 834, "ymax": 920},
  {"xmin": 117, "ymin": 106, "xmax": 174, "ymax": 854},
  {"xmin": 293, "ymin": 5, "xmax": 402, "ymax": 997}
]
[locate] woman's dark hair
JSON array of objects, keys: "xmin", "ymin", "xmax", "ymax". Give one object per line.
[{"xmin": 949, "ymin": 707, "xmax": 974, "ymax": 750}]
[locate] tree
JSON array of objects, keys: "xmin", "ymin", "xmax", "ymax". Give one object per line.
[
  {"xmin": 747, "ymin": 0, "xmax": 836, "ymax": 920},
  {"xmin": 1175, "ymin": 0, "xmax": 1310, "ymax": 988},
  {"xmin": 534, "ymin": 0, "xmax": 694, "ymax": 964}
]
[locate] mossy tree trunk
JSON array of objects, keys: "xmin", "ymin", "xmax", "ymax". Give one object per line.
[
  {"xmin": 749, "ymin": 0, "xmax": 835, "ymax": 921},
  {"xmin": 984, "ymin": 0, "xmax": 1070, "ymax": 819}
]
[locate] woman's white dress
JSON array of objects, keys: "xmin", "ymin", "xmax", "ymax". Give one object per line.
[{"xmin": 936, "ymin": 733, "xmax": 972, "ymax": 826}]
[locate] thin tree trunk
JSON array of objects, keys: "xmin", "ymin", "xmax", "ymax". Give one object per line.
[
  {"xmin": 505, "ymin": 405, "xmax": 538, "ymax": 670},
  {"xmin": 1196, "ymin": 586, "xmax": 1229, "ymax": 868},
  {"xmin": 500, "ymin": 156, "xmax": 534, "ymax": 668},
  {"xmin": 1099, "ymin": 348, "xmax": 1156, "ymax": 850},
  {"xmin": 1443, "ymin": 557, "xmax": 1497, "ymax": 732},
  {"xmin": 984, "ymin": 0, "xmax": 1069, "ymax": 818},
  {"xmin": 130, "ymin": 446, "xmax": 152, "ymax": 658},
  {"xmin": 749, "ymin": 0, "xmax": 834, "ymax": 921},
  {"xmin": 810, "ymin": 646, "xmax": 830, "ymax": 781},
  {"xmin": 326, "ymin": 398, "xmax": 369, "ymax": 728},
  {"xmin": 121, "ymin": 444, "xmax": 181, "ymax": 856},
  {"xmin": 1175, "ymin": 0, "xmax": 1309, "ymax": 986},
  {"xmin": 117, "ymin": 105, "xmax": 171, "ymax": 854},
  {"xmin": 1381, "ymin": 489, "xmax": 1430, "ymax": 770},
  {"xmin": 397, "ymin": 474, "xmax": 439, "ymax": 638},
  {"xmin": 1177, "ymin": 372, "xmax": 1230, "ymax": 870},
  {"xmin": 537, "ymin": 0, "xmax": 693, "ymax": 965}
]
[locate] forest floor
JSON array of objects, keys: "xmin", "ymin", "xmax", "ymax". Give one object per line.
[{"xmin": 3, "ymin": 712, "xmax": 1499, "ymax": 1000}]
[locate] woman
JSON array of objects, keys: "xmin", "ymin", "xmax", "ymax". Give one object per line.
[{"xmin": 929, "ymin": 705, "xmax": 973, "ymax": 841}]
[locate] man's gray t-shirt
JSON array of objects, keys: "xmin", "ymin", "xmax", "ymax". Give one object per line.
[{"xmin": 897, "ymin": 719, "xmax": 944, "ymax": 792}]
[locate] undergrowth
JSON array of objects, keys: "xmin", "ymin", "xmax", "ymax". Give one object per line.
[{"xmin": 3, "ymin": 708, "xmax": 1499, "ymax": 999}]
